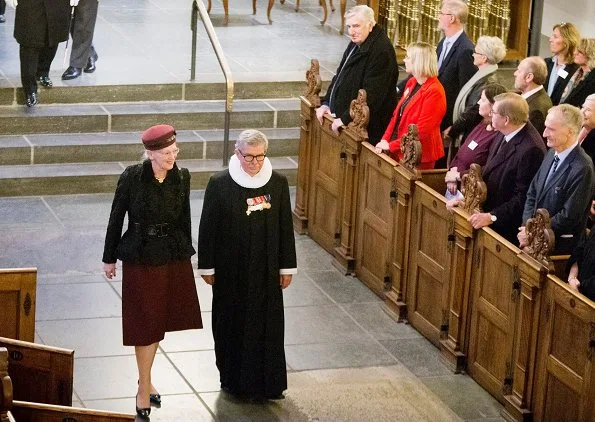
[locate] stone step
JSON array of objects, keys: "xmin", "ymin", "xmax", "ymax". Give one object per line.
[
  {"xmin": 0, "ymin": 157, "xmax": 298, "ymax": 197},
  {"xmin": 0, "ymin": 98, "xmax": 300, "ymax": 135},
  {"xmin": 0, "ymin": 81, "xmax": 325, "ymax": 106},
  {"xmin": 0, "ymin": 128, "xmax": 299, "ymax": 165}
]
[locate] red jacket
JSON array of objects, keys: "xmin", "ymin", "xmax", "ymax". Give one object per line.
[{"xmin": 382, "ymin": 76, "xmax": 446, "ymax": 164}]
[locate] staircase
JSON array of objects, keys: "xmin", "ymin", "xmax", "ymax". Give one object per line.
[{"xmin": 0, "ymin": 81, "xmax": 307, "ymax": 197}]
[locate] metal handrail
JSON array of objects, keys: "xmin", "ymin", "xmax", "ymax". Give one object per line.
[{"xmin": 191, "ymin": 0, "xmax": 234, "ymax": 166}]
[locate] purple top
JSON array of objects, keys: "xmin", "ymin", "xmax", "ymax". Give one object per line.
[{"xmin": 449, "ymin": 123, "xmax": 499, "ymax": 173}]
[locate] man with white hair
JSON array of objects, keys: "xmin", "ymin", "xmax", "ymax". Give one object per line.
[
  {"xmin": 197, "ymin": 129, "xmax": 297, "ymax": 402},
  {"xmin": 315, "ymin": 5, "xmax": 397, "ymax": 145},
  {"xmin": 519, "ymin": 104, "xmax": 594, "ymax": 254}
]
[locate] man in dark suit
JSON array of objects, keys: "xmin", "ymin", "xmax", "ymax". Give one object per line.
[
  {"xmin": 435, "ymin": 0, "xmax": 476, "ymax": 132},
  {"xmin": 315, "ymin": 5, "xmax": 397, "ymax": 145},
  {"xmin": 62, "ymin": 0, "xmax": 99, "ymax": 80},
  {"xmin": 520, "ymin": 104, "xmax": 595, "ymax": 254},
  {"xmin": 514, "ymin": 56, "xmax": 553, "ymax": 137},
  {"xmin": 10, "ymin": 0, "xmax": 71, "ymax": 106},
  {"xmin": 465, "ymin": 93, "xmax": 546, "ymax": 244}
]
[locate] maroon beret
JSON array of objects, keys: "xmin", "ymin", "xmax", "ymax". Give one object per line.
[{"xmin": 141, "ymin": 124, "xmax": 176, "ymax": 151}]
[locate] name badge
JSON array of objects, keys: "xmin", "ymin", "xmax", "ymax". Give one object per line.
[
  {"xmin": 558, "ymin": 68, "xmax": 569, "ymax": 79},
  {"xmin": 467, "ymin": 140, "xmax": 478, "ymax": 150}
]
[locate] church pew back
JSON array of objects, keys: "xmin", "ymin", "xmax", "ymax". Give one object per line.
[{"xmin": 0, "ymin": 269, "xmax": 36, "ymax": 342}]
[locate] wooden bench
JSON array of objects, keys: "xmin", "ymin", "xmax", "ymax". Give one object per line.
[
  {"xmin": 1, "ymin": 347, "xmax": 134, "ymax": 422},
  {"xmin": 0, "ymin": 269, "xmax": 36, "ymax": 342},
  {"xmin": 0, "ymin": 337, "xmax": 73, "ymax": 406}
]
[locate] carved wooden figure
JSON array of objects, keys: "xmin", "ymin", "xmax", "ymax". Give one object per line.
[
  {"xmin": 399, "ymin": 124, "xmax": 422, "ymax": 173},
  {"xmin": 461, "ymin": 163, "xmax": 487, "ymax": 214},
  {"xmin": 523, "ymin": 208, "xmax": 555, "ymax": 266},
  {"xmin": 345, "ymin": 89, "xmax": 370, "ymax": 140},
  {"xmin": 305, "ymin": 59, "xmax": 322, "ymax": 107}
]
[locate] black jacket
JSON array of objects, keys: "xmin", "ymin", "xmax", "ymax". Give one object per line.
[
  {"xmin": 103, "ymin": 160, "xmax": 195, "ymax": 266},
  {"xmin": 14, "ymin": 0, "xmax": 70, "ymax": 47},
  {"xmin": 322, "ymin": 25, "xmax": 398, "ymax": 144},
  {"xmin": 562, "ymin": 69, "xmax": 595, "ymax": 108},
  {"xmin": 544, "ymin": 57, "xmax": 579, "ymax": 105}
]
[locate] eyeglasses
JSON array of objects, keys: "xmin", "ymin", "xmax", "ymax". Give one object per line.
[
  {"xmin": 473, "ymin": 51, "xmax": 486, "ymax": 56},
  {"xmin": 157, "ymin": 148, "xmax": 180, "ymax": 158},
  {"xmin": 439, "ymin": 12, "xmax": 453, "ymax": 16},
  {"xmin": 238, "ymin": 150, "xmax": 266, "ymax": 162},
  {"xmin": 489, "ymin": 110, "xmax": 504, "ymax": 117}
]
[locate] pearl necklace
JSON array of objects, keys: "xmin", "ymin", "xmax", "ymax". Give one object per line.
[{"xmin": 155, "ymin": 175, "xmax": 165, "ymax": 183}]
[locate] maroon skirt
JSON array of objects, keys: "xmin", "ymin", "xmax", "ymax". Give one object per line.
[{"xmin": 122, "ymin": 260, "xmax": 202, "ymax": 346}]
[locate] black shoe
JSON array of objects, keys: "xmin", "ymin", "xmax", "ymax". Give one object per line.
[
  {"xmin": 0, "ymin": 15, "xmax": 6, "ymax": 23},
  {"xmin": 84, "ymin": 53, "xmax": 98, "ymax": 73},
  {"xmin": 135, "ymin": 395, "xmax": 151, "ymax": 418},
  {"xmin": 149, "ymin": 392, "xmax": 161, "ymax": 406},
  {"xmin": 38, "ymin": 76, "xmax": 53, "ymax": 88},
  {"xmin": 61, "ymin": 66, "xmax": 82, "ymax": 80},
  {"xmin": 25, "ymin": 92, "xmax": 38, "ymax": 107},
  {"xmin": 266, "ymin": 393, "xmax": 285, "ymax": 400}
]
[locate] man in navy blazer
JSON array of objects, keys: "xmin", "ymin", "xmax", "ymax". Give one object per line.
[
  {"xmin": 436, "ymin": 0, "xmax": 476, "ymax": 132},
  {"xmin": 465, "ymin": 93, "xmax": 546, "ymax": 244},
  {"xmin": 520, "ymin": 104, "xmax": 595, "ymax": 254}
]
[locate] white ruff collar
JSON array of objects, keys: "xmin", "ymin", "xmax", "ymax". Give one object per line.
[{"xmin": 229, "ymin": 154, "xmax": 272, "ymax": 188}]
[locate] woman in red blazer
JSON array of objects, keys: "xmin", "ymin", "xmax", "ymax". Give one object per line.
[{"xmin": 375, "ymin": 42, "xmax": 447, "ymax": 169}]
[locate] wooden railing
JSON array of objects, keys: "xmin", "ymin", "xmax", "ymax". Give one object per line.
[{"xmin": 294, "ymin": 62, "xmax": 595, "ymax": 420}]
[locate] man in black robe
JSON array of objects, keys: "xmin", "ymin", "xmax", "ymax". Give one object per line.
[{"xmin": 197, "ymin": 129, "xmax": 297, "ymax": 401}]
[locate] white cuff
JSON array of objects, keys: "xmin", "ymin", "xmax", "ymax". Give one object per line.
[
  {"xmin": 198, "ymin": 268, "xmax": 215, "ymax": 275},
  {"xmin": 280, "ymin": 268, "xmax": 297, "ymax": 275}
]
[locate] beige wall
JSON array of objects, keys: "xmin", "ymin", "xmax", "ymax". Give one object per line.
[{"xmin": 539, "ymin": 0, "xmax": 595, "ymax": 56}]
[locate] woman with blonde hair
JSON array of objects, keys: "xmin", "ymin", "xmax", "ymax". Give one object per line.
[
  {"xmin": 560, "ymin": 38, "xmax": 595, "ymax": 108},
  {"xmin": 545, "ymin": 22, "xmax": 581, "ymax": 105},
  {"xmin": 375, "ymin": 42, "xmax": 446, "ymax": 169}
]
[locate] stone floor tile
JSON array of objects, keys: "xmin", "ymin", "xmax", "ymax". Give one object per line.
[
  {"xmin": 306, "ymin": 270, "xmax": 382, "ymax": 304},
  {"xmin": 282, "ymin": 272, "xmax": 332, "ymax": 308},
  {"xmin": 85, "ymin": 394, "xmax": 216, "ymax": 421},
  {"xmin": 342, "ymin": 302, "xmax": 424, "ymax": 341},
  {"xmin": 167, "ymin": 350, "xmax": 221, "ymax": 393},
  {"xmin": 380, "ymin": 338, "xmax": 453, "ymax": 377},
  {"xmin": 285, "ymin": 341, "xmax": 396, "ymax": 371},
  {"xmin": 160, "ymin": 312, "xmax": 213, "ymax": 352},
  {"xmin": 421, "ymin": 375, "xmax": 505, "ymax": 421},
  {"xmin": 74, "ymin": 354, "xmax": 192, "ymax": 401},
  {"xmin": 284, "ymin": 304, "xmax": 369, "ymax": 345},
  {"xmin": 35, "ymin": 317, "xmax": 131, "ymax": 358},
  {"xmin": 37, "ymin": 273, "xmax": 107, "ymax": 285},
  {"xmin": 36, "ymin": 282, "xmax": 122, "ymax": 320}
]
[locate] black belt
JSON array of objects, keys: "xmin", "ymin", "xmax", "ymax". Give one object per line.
[{"xmin": 130, "ymin": 222, "xmax": 172, "ymax": 238}]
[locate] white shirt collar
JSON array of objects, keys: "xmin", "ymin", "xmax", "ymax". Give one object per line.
[
  {"xmin": 504, "ymin": 124, "xmax": 526, "ymax": 142},
  {"xmin": 228, "ymin": 154, "xmax": 272, "ymax": 188},
  {"xmin": 556, "ymin": 141, "xmax": 579, "ymax": 166},
  {"xmin": 522, "ymin": 85, "xmax": 545, "ymax": 99}
]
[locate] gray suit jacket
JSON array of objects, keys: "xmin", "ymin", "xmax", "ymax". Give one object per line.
[{"xmin": 523, "ymin": 145, "xmax": 595, "ymax": 254}]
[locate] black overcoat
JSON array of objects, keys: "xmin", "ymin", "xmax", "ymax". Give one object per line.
[
  {"xmin": 568, "ymin": 230, "xmax": 595, "ymax": 301},
  {"xmin": 102, "ymin": 160, "xmax": 195, "ymax": 266},
  {"xmin": 544, "ymin": 57, "xmax": 579, "ymax": 106},
  {"xmin": 322, "ymin": 25, "xmax": 398, "ymax": 144},
  {"xmin": 197, "ymin": 169, "xmax": 297, "ymax": 397},
  {"xmin": 14, "ymin": 0, "xmax": 71, "ymax": 47}
]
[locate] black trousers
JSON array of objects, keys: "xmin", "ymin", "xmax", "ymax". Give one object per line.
[
  {"xmin": 0, "ymin": 1, "xmax": 5, "ymax": 15},
  {"xmin": 69, "ymin": 0, "xmax": 99, "ymax": 68},
  {"xmin": 19, "ymin": 44, "xmax": 58, "ymax": 95}
]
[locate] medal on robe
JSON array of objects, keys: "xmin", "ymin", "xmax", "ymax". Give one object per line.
[{"xmin": 246, "ymin": 194, "xmax": 271, "ymax": 215}]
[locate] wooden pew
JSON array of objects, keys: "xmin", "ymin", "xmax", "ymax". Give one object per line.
[
  {"xmin": 1, "ymin": 347, "xmax": 134, "ymax": 422},
  {"xmin": 0, "ymin": 338, "xmax": 73, "ymax": 406},
  {"xmin": 532, "ymin": 274, "xmax": 595, "ymax": 421},
  {"xmin": 0, "ymin": 269, "xmax": 36, "ymax": 342},
  {"xmin": 10, "ymin": 402, "xmax": 135, "ymax": 422}
]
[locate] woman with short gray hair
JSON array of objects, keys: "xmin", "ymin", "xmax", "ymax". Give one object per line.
[{"xmin": 444, "ymin": 36, "xmax": 507, "ymax": 150}]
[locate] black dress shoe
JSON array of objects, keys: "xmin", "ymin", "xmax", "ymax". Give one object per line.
[
  {"xmin": 150, "ymin": 392, "xmax": 161, "ymax": 406},
  {"xmin": 38, "ymin": 76, "xmax": 53, "ymax": 88},
  {"xmin": 135, "ymin": 395, "xmax": 151, "ymax": 418},
  {"xmin": 25, "ymin": 92, "xmax": 38, "ymax": 108},
  {"xmin": 62, "ymin": 66, "xmax": 82, "ymax": 80},
  {"xmin": 84, "ymin": 53, "xmax": 98, "ymax": 73},
  {"xmin": 266, "ymin": 393, "xmax": 285, "ymax": 400}
]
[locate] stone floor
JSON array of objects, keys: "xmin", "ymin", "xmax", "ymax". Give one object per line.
[
  {"xmin": 0, "ymin": 0, "xmax": 352, "ymax": 88},
  {"xmin": 0, "ymin": 190, "xmax": 505, "ymax": 421}
]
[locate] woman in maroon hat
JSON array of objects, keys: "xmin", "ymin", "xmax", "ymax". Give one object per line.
[{"xmin": 102, "ymin": 124, "xmax": 202, "ymax": 418}]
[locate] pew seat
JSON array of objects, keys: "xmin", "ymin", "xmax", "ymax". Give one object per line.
[{"xmin": 10, "ymin": 401, "xmax": 135, "ymax": 422}]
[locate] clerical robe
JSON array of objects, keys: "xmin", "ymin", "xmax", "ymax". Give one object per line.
[{"xmin": 197, "ymin": 157, "xmax": 297, "ymax": 398}]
